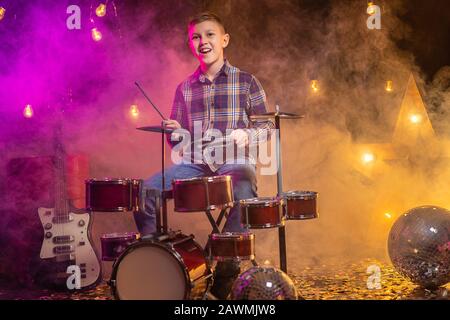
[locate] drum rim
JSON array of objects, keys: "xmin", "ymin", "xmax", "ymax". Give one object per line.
[
  {"xmin": 285, "ymin": 213, "xmax": 318, "ymax": 220},
  {"xmin": 281, "ymin": 190, "xmax": 318, "ymax": 200},
  {"xmin": 85, "ymin": 178, "xmax": 143, "ymax": 184},
  {"xmin": 172, "ymin": 175, "xmax": 232, "ymax": 184},
  {"xmin": 209, "ymin": 232, "xmax": 255, "ymax": 240},
  {"xmin": 239, "ymin": 197, "xmax": 281, "ymax": 207},
  {"xmin": 174, "ymin": 202, "xmax": 234, "ymax": 212},
  {"xmin": 110, "ymin": 239, "xmax": 191, "ymax": 300},
  {"xmin": 211, "ymin": 254, "xmax": 256, "ymax": 262},
  {"xmin": 101, "ymin": 232, "xmax": 140, "ymax": 240},
  {"xmin": 86, "ymin": 206, "xmax": 130, "ymax": 212},
  {"xmin": 242, "ymin": 221, "xmax": 285, "ymax": 229}
]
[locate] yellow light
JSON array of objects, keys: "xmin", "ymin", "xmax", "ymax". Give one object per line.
[
  {"xmin": 384, "ymin": 212, "xmax": 392, "ymax": 219},
  {"xmin": 362, "ymin": 152, "xmax": 375, "ymax": 164},
  {"xmin": 0, "ymin": 7, "xmax": 5, "ymax": 21},
  {"xmin": 409, "ymin": 114, "xmax": 422, "ymax": 124},
  {"xmin": 385, "ymin": 80, "xmax": 393, "ymax": 92},
  {"xmin": 23, "ymin": 104, "xmax": 34, "ymax": 118},
  {"xmin": 129, "ymin": 104, "xmax": 139, "ymax": 118},
  {"xmin": 311, "ymin": 80, "xmax": 319, "ymax": 93},
  {"xmin": 367, "ymin": 2, "xmax": 376, "ymax": 15},
  {"xmin": 95, "ymin": 3, "xmax": 106, "ymax": 17},
  {"xmin": 91, "ymin": 28, "xmax": 102, "ymax": 42},
  {"xmin": 263, "ymin": 260, "xmax": 271, "ymax": 265}
]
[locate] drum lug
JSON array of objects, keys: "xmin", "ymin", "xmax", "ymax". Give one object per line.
[{"xmin": 107, "ymin": 279, "xmax": 116, "ymax": 287}]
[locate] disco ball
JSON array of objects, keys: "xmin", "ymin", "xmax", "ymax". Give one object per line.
[
  {"xmin": 230, "ymin": 266, "xmax": 298, "ymax": 300},
  {"xmin": 388, "ymin": 206, "xmax": 450, "ymax": 289}
]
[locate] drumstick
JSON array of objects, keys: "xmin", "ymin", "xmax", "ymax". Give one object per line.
[{"xmin": 134, "ymin": 81, "xmax": 167, "ymax": 121}]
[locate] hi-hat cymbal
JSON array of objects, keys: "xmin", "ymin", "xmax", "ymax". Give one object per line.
[
  {"xmin": 136, "ymin": 125, "xmax": 174, "ymax": 134},
  {"xmin": 249, "ymin": 112, "xmax": 304, "ymax": 120}
]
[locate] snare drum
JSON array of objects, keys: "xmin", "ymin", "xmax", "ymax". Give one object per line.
[
  {"xmin": 208, "ymin": 232, "xmax": 255, "ymax": 261},
  {"xmin": 110, "ymin": 233, "xmax": 211, "ymax": 300},
  {"xmin": 240, "ymin": 197, "xmax": 285, "ymax": 229},
  {"xmin": 281, "ymin": 191, "xmax": 318, "ymax": 220},
  {"xmin": 172, "ymin": 175, "xmax": 234, "ymax": 212},
  {"xmin": 85, "ymin": 178, "xmax": 143, "ymax": 212},
  {"xmin": 100, "ymin": 232, "xmax": 140, "ymax": 261}
]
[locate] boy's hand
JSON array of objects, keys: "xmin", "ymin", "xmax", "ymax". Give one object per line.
[
  {"xmin": 162, "ymin": 119, "xmax": 181, "ymax": 130},
  {"xmin": 229, "ymin": 129, "xmax": 249, "ymax": 147}
]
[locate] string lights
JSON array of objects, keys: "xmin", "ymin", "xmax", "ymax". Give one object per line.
[
  {"xmin": 129, "ymin": 104, "xmax": 139, "ymax": 119},
  {"xmin": 409, "ymin": 114, "xmax": 422, "ymax": 124},
  {"xmin": 385, "ymin": 80, "xmax": 393, "ymax": 92},
  {"xmin": 367, "ymin": 2, "xmax": 376, "ymax": 15},
  {"xmin": 91, "ymin": 27, "xmax": 102, "ymax": 41},
  {"xmin": 310, "ymin": 80, "xmax": 319, "ymax": 93},
  {"xmin": 0, "ymin": 6, "xmax": 5, "ymax": 21},
  {"xmin": 23, "ymin": 104, "xmax": 34, "ymax": 118},
  {"xmin": 362, "ymin": 152, "xmax": 375, "ymax": 164},
  {"xmin": 95, "ymin": 3, "xmax": 107, "ymax": 17}
]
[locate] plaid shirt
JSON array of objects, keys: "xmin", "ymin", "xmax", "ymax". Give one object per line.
[{"xmin": 169, "ymin": 60, "xmax": 274, "ymax": 170}]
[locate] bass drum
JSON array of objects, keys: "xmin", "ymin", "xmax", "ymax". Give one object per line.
[{"xmin": 110, "ymin": 233, "xmax": 211, "ymax": 300}]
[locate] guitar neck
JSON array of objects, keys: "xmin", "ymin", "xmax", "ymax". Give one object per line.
[{"xmin": 53, "ymin": 122, "xmax": 70, "ymax": 218}]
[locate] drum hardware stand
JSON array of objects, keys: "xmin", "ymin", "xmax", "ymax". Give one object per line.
[
  {"xmin": 160, "ymin": 126, "xmax": 169, "ymax": 234},
  {"xmin": 215, "ymin": 207, "xmax": 228, "ymax": 229},
  {"xmin": 202, "ymin": 179, "xmax": 231, "ymax": 235},
  {"xmin": 134, "ymin": 82, "xmax": 171, "ymax": 235},
  {"xmin": 205, "ymin": 208, "xmax": 221, "ymax": 234},
  {"xmin": 204, "ymin": 206, "xmax": 229, "ymax": 233},
  {"xmin": 144, "ymin": 187, "xmax": 173, "ymax": 236},
  {"xmin": 203, "ymin": 206, "xmax": 231, "ymax": 255},
  {"xmin": 274, "ymin": 108, "xmax": 288, "ymax": 273}
]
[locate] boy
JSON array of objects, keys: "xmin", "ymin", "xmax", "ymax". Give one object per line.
[{"xmin": 134, "ymin": 12, "xmax": 273, "ymax": 299}]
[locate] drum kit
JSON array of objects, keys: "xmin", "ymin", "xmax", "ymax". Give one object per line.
[{"xmin": 84, "ymin": 89, "xmax": 319, "ymax": 299}]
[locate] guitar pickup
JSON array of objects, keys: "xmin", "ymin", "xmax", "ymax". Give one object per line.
[
  {"xmin": 53, "ymin": 245, "xmax": 74, "ymax": 254},
  {"xmin": 52, "ymin": 216, "xmax": 74, "ymax": 224},
  {"xmin": 53, "ymin": 235, "xmax": 75, "ymax": 244}
]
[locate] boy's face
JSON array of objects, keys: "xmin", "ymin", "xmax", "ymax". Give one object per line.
[{"xmin": 188, "ymin": 20, "xmax": 230, "ymax": 67}]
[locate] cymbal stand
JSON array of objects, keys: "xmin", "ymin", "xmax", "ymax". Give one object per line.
[
  {"xmin": 275, "ymin": 106, "xmax": 287, "ymax": 273},
  {"xmin": 160, "ymin": 128, "xmax": 169, "ymax": 234}
]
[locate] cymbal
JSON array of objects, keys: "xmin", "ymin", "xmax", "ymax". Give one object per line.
[
  {"xmin": 249, "ymin": 112, "xmax": 305, "ymax": 120},
  {"xmin": 136, "ymin": 125, "xmax": 174, "ymax": 134}
]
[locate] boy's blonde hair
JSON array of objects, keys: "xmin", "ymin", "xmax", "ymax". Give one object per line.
[{"xmin": 188, "ymin": 11, "xmax": 227, "ymax": 34}]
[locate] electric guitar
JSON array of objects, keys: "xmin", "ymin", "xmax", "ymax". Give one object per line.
[{"xmin": 37, "ymin": 117, "xmax": 101, "ymax": 290}]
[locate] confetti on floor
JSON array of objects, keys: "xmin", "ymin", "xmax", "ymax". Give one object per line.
[{"xmin": 0, "ymin": 259, "xmax": 448, "ymax": 300}]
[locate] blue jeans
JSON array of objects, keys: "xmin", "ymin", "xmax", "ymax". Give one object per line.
[{"xmin": 133, "ymin": 163, "xmax": 258, "ymax": 236}]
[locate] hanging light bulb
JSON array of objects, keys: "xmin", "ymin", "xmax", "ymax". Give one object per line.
[
  {"xmin": 409, "ymin": 114, "xmax": 422, "ymax": 124},
  {"xmin": 367, "ymin": 2, "xmax": 376, "ymax": 15},
  {"xmin": 0, "ymin": 7, "xmax": 5, "ymax": 21},
  {"xmin": 362, "ymin": 152, "xmax": 375, "ymax": 164},
  {"xmin": 91, "ymin": 28, "xmax": 102, "ymax": 41},
  {"xmin": 23, "ymin": 104, "xmax": 34, "ymax": 118},
  {"xmin": 95, "ymin": 3, "xmax": 107, "ymax": 17},
  {"xmin": 129, "ymin": 104, "xmax": 139, "ymax": 118},
  {"xmin": 310, "ymin": 80, "xmax": 319, "ymax": 93},
  {"xmin": 385, "ymin": 80, "xmax": 393, "ymax": 92}
]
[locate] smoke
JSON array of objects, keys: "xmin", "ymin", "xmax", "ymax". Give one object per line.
[{"xmin": 0, "ymin": 0, "xmax": 449, "ymax": 280}]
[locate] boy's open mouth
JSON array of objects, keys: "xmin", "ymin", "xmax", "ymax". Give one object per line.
[{"xmin": 199, "ymin": 48, "xmax": 212, "ymax": 54}]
